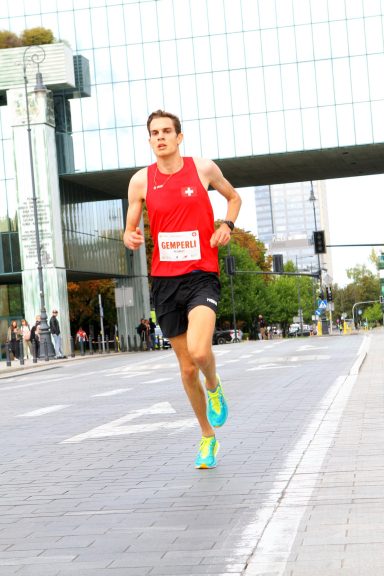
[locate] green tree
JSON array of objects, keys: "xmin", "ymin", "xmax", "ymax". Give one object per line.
[
  {"xmin": 268, "ymin": 260, "xmax": 315, "ymax": 334},
  {"xmin": 217, "ymin": 241, "xmax": 269, "ymax": 328},
  {"xmin": 364, "ymin": 303, "xmax": 383, "ymax": 327},
  {"xmin": 334, "ymin": 265, "xmax": 380, "ymax": 320}
]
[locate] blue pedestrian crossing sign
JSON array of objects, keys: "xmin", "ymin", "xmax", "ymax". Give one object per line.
[{"xmin": 317, "ymin": 299, "xmax": 327, "ymax": 309}]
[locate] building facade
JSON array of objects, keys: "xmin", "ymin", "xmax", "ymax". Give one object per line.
[
  {"xmin": 255, "ymin": 180, "xmax": 332, "ymax": 277},
  {"xmin": 1, "ymin": 0, "xmax": 383, "ymax": 343}
]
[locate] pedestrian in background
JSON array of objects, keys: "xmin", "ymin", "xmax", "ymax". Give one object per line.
[
  {"xmin": 258, "ymin": 315, "xmax": 267, "ymax": 340},
  {"xmin": 7, "ymin": 319, "xmax": 20, "ymax": 360},
  {"xmin": 30, "ymin": 315, "xmax": 41, "ymax": 357},
  {"xmin": 49, "ymin": 309, "xmax": 65, "ymax": 358},
  {"xmin": 76, "ymin": 326, "xmax": 88, "ymax": 345},
  {"xmin": 149, "ymin": 317, "xmax": 157, "ymax": 350},
  {"xmin": 20, "ymin": 318, "xmax": 32, "ymax": 360}
]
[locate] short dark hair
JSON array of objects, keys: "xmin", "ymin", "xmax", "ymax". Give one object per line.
[{"xmin": 147, "ymin": 109, "xmax": 182, "ymax": 136}]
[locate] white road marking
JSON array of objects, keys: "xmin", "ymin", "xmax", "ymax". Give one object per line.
[
  {"xmin": 142, "ymin": 377, "xmax": 173, "ymax": 383},
  {"xmin": 296, "ymin": 344, "xmax": 328, "ymax": 351},
  {"xmin": 92, "ymin": 388, "xmax": 132, "ymax": 397},
  {"xmin": 120, "ymin": 371, "xmax": 151, "ymax": 379},
  {"xmin": 241, "ymin": 335, "xmax": 371, "ymax": 576},
  {"xmin": 16, "ymin": 405, "xmax": 70, "ymax": 418},
  {"xmin": 246, "ymin": 364, "xmax": 299, "ymax": 371},
  {"xmin": 62, "ymin": 401, "xmax": 194, "ymax": 443}
]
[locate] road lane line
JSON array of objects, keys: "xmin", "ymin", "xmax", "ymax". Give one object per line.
[
  {"xmin": 16, "ymin": 405, "xmax": 70, "ymax": 418},
  {"xmin": 92, "ymin": 388, "xmax": 132, "ymax": 397}
]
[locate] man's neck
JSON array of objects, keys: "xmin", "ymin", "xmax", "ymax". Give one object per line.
[{"xmin": 156, "ymin": 154, "xmax": 184, "ymax": 174}]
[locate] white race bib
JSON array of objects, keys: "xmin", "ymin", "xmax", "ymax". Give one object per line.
[{"xmin": 158, "ymin": 230, "xmax": 201, "ymax": 261}]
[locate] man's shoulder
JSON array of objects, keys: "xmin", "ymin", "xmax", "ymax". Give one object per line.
[
  {"xmin": 192, "ymin": 157, "xmax": 215, "ymax": 171},
  {"xmin": 129, "ymin": 168, "xmax": 148, "ymax": 198}
]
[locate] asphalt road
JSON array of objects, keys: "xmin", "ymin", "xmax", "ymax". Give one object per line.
[{"xmin": 0, "ymin": 334, "xmax": 366, "ymax": 576}]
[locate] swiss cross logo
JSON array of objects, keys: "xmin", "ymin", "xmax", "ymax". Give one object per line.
[{"xmin": 181, "ymin": 186, "xmax": 197, "ymax": 198}]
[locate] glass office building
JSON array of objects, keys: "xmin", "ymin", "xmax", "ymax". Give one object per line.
[
  {"xmin": 0, "ymin": 0, "xmax": 383, "ymax": 337},
  {"xmin": 254, "ymin": 180, "xmax": 332, "ymax": 277}
]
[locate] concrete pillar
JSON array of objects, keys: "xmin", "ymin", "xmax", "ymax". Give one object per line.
[{"xmin": 8, "ymin": 86, "xmax": 71, "ymax": 355}]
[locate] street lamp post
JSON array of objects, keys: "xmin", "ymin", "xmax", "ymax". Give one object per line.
[{"xmin": 23, "ymin": 46, "xmax": 55, "ymax": 359}]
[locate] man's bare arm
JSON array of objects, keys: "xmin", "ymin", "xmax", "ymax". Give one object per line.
[
  {"xmin": 123, "ymin": 169, "xmax": 147, "ymax": 250},
  {"xmin": 195, "ymin": 157, "xmax": 242, "ymax": 247}
]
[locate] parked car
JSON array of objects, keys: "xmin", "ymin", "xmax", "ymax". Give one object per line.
[
  {"xmin": 213, "ymin": 328, "xmax": 243, "ymax": 345},
  {"xmin": 288, "ymin": 323, "xmax": 313, "ymax": 337},
  {"xmin": 154, "ymin": 325, "xmax": 171, "ymax": 349}
]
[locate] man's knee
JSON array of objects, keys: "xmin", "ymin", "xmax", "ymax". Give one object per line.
[
  {"xmin": 180, "ymin": 362, "xmax": 199, "ymax": 383},
  {"xmin": 188, "ymin": 344, "xmax": 212, "ymax": 369}
]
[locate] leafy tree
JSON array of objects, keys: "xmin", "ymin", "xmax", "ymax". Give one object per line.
[
  {"xmin": 0, "ymin": 30, "xmax": 21, "ymax": 48},
  {"xmin": 67, "ymin": 279, "xmax": 116, "ymax": 337},
  {"xmin": 334, "ymin": 265, "xmax": 380, "ymax": 320},
  {"xmin": 268, "ymin": 260, "xmax": 315, "ymax": 334},
  {"xmin": 20, "ymin": 27, "xmax": 54, "ymax": 46},
  {"xmin": 231, "ymin": 226, "xmax": 272, "ymax": 271},
  {"xmin": 364, "ymin": 303, "xmax": 383, "ymax": 327},
  {"xmin": 217, "ymin": 241, "xmax": 269, "ymax": 328}
]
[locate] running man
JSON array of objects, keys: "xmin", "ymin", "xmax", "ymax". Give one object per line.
[{"xmin": 123, "ymin": 110, "xmax": 241, "ymax": 468}]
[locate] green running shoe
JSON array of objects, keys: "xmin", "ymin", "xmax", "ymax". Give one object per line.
[
  {"xmin": 207, "ymin": 375, "xmax": 228, "ymax": 428},
  {"xmin": 195, "ymin": 436, "xmax": 219, "ymax": 469}
]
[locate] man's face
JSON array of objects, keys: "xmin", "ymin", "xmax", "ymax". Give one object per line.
[{"xmin": 148, "ymin": 117, "xmax": 183, "ymax": 158}]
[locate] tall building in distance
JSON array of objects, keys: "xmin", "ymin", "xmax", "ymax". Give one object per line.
[{"xmin": 255, "ymin": 181, "xmax": 332, "ymax": 279}]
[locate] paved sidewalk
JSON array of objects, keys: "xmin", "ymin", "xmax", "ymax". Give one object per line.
[
  {"xmin": 245, "ymin": 328, "xmax": 384, "ymax": 575},
  {"xmin": 0, "ymin": 350, "xmax": 132, "ymax": 378}
]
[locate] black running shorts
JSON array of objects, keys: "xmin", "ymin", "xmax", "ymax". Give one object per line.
[{"xmin": 151, "ymin": 271, "xmax": 221, "ymax": 339}]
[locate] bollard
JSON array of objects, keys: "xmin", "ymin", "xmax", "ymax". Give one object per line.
[
  {"xmin": 5, "ymin": 344, "xmax": 11, "ymax": 367},
  {"xmin": 128, "ymin": 335, "xmax": 132, "ymax": 352},
  {"xmin": 106, "ymin": 335, "xmax": 110, "ymax": 353},
  {"xmin": 98, "ymin": 335, "xmax": 102, "ymax": 354},
  {"xmin": 89, "ymin": 337, "xmax": 93, "ymax": 355},
  {"xmin": 114, "ymin": 336, "xmax": 119, "ymax": 353},
  {"xmin": 70, "ymin": 336, "xmax": 75, "ymax": 358},
  {"xmin": 32, "ymin": 339, "xmax": 37, "ymax": 363},
  {"xmin": 43, "ymin": 340, "xmax": 49, "ymax": 361},
  {"xmin": 120, "ymin": 335, "xmax": 125, "ymax": 352},
  {"xmin": 80, "ymin": 339, "xmax": 85, "ymax": 356},
  {"xmin": 19, "ymin": 339, "xmax": 24, "ymax": 366},
  {"xmin": 133, "ymin": 335, "xmax": 138, "ymax": 352}
]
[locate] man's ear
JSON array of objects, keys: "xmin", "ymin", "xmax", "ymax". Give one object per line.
[{"xmin": 177, "ymin": 132, "xmax": 184, "ymax": 145}]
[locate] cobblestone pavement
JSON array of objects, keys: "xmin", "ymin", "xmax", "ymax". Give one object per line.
[{"xmin": 0, "ymin": 331, "xmax": 381, "ymax": 575}]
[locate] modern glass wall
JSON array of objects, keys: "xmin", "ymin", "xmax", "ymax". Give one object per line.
[
  {"xmin": 60, "ymin": 181, "xmax": 128, "ymax": 276},
  {"xmin": 1, "ymin": 0, "xmax": 383, "ymax": 179}
]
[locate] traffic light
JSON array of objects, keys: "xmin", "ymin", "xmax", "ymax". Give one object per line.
[
  {"xmin": 224, "ymin": 255, "xmax": 236, "ymax": 275},
  {"xmin": 326, "ymin": 286, "xmax": 333, "ymax": 301},
  {"xmin": 313, "ymin": 230, "xmax": 326, "ymax": 254},
  {"xmin": 380, "ymin": 295, "xmax": 384, "ymax": 304},
  {"xmin": 272, "ymin": 254, "xmax": 284, "ymax": 273}
]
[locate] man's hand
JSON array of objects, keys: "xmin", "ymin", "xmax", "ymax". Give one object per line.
[
  {"xmin": 210, "ymin": 223, "xmax": 232, "ymax": 248},
  {"xmin": 123, "ymin": 227, "xmax": 144, "ymax": 250}
]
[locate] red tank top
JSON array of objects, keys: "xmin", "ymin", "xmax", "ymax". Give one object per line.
[{"xmin": 146, "ymin": 157, "xmax": 219, "ymax": 276}]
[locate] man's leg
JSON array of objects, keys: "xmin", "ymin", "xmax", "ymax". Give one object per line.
[
  {"xmin": 53, "ymin": 334, "xmax": 59, "ymax": 357},
  {"xmin": 186, "ymin": 305, "xmax": 218, "ymax": 391},
  {"xmin": 170, "ymin": 332, "xmax": 215, "ymax": 438}
]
